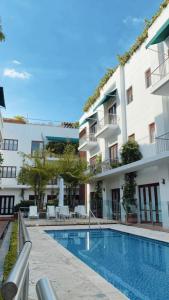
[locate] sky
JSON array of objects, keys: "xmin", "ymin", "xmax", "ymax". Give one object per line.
[{"xmin": 0, "ymin": 0, "xmax": 162, "ymax": 122}]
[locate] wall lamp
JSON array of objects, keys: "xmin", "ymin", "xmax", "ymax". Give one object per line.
[{"xmin": 162, "ymin": 178, "xmax": 166, "ymax": 185}]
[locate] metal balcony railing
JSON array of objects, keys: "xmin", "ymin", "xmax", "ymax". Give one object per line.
[
  {"xmin": 150, "ymin": 56, "xmax": 169, "ymax": 86},
  {"xmin": 96, "ymin": 114, "xmax": 118, "ymax": 132},
  {"xmin": 79, "ymin": 133, "xmax": 97, "ymax": 147},
  {"xmin": 156, "ymin": 132, "xmax": 169, "ymax": 154},
  {"xmin": 1, "ymin": 211, "xmax": 58, "ymax": 300},
  {"xmin": 90, "ymin": 158, "xmax": 119, "ymax": 175}
]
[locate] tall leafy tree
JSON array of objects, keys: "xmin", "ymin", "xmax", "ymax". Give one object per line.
[
  {"xmin": 55, "ymin": 144, "xmax": 92, "ymax": 207},
  {"xmin": 18, "ymin": 151, "xmax": 58, "ymax": 209}
]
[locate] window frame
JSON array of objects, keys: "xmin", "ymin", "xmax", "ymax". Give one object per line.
[
  {"xmin": 31, "ymin": 140, "xmax": 44, "ymax": 156},
  {"xmin": 149, "ymin": 122, "xmax": 155, "ymax": 144},
  {"xmin": 126, "ymin": 86, "xmax": 133, "ymax": 105},
  {"xmin": 0, "ymin": 139, "xmax": 18, "ymax": 151},
  {"xmin": 109, "ymin": 143, "xmax": 118, "ymax": 162},
  {"xmin": 0, "ymin": 166, "xmax": 16, "ymax": 178},
  {"xmin": 145, "ymin": 68, "xmax": 152, "ymax": 88}
]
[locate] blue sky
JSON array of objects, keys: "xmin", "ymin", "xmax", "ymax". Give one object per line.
[{"xmin": 0, "ymin": 0, "xmax": 162, "ymax": 122}]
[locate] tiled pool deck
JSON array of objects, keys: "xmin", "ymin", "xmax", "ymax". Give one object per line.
[{"xmin": 28, "ymin": 224, "xmax": 169, "ymax": 300}]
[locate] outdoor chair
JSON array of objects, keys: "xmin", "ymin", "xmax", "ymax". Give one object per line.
[
  {"xmin": 28, "ymin": 206, "xmax": 39, "ymax": 219},
  {"xmin": 46, "ymin": 206, "xmax": 56, "ymax": 219},
  {"xmin": 77, "ymin": 205, "xmax": 88, "ymax": 218},
  {"xmin": 59, "ymin": 206, "xmax": 70, "ymax": 219}
]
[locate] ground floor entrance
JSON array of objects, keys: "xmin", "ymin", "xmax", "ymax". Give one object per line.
[
  {"xmin": 138, "ymin": 183, "xmax": 162, "ymax": 224},
  {"xmin": 0, "ymin": 196, "xmax": 15, "ymax": 215},
  {"xmin": 111, "ymin": 188, "xmax": 121, "ymax": 221}
]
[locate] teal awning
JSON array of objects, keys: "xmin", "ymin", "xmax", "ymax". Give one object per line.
[
  {"xmin": 146, "ymin": 18, "xmax": 169, "ymax": 48},
  {"xmin": 94, "ymin": 88, "xmax": 117, "ymax": 111},
  {"xmin": 80, "ymin": 112, "xmax": 97, "ymax": 126},
  {"xmin": 46, "ymin": 136, "xmax": 79, "ymax": 143}
]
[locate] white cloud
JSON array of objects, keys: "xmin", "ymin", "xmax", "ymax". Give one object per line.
[
  {"xmin": 3, "ymin": 68, "xmax": 31, "ymax": 79},
  {"xmin": 12, "ymin": 60, "xmax": 21, "ymax": 65},
  {"xmin": 123, "ymin": 16, "xmax": 144, "ymax": 25}
]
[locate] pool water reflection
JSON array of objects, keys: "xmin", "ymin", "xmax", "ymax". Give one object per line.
[{"xmin": 46, "ymin": 229, "xmax": 169, "ymax": 300}]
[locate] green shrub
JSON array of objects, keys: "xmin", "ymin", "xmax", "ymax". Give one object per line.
[
  {"xmin": 14, "ymin": 200, "xmax": 35, "ymax": 212},
  {"xmin": 121, "ymin": 140, "xmax": 142, "ymax": 165},
  {"xmin": 3, "ymin": 221, "xmax": 18, "ymax": 282}
]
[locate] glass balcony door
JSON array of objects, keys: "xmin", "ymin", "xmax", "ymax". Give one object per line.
[{"xmin": 139, "ymin": 183, "xmax": 162, "ymax": 224}]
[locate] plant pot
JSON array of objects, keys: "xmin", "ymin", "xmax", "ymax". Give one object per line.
[{"xmin": 127, "ymin": 213, "xmax": 137, "ymax": 224}]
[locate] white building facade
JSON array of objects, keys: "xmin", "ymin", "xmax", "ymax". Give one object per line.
[
  {"xmin": 79, "ymin": 5, "xmax": 169, "ymax": 228},
  {"xmin": 0, "ymin": 118, "xmax": 79, "ymax": 215}
]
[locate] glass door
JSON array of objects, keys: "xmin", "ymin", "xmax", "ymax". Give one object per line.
[
  {"xmin": 139, "ymin": 183, "xmax": 162, "ymax": 224},
  {"xmin": 112, "ymin": 188, "xmax": 121, "ymax": 220}
]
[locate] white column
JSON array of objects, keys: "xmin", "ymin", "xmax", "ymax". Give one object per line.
[
  {"xmin": 119, "ymin": 65, "xmax": 128, "ymax": 144},
  {"xmin": 58, "ymin": 177, "xmax": 64, "ymax": 207},
  {"xmin": 158, "ymin": 164, "xmax": 169, "ymax": 228}
]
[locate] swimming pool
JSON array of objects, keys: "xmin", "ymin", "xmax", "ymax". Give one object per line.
[{"xmin": 46, "ymin": 228, "xmax": 169, "ymax": 300}]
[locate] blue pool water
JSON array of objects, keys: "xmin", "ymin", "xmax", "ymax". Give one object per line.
[{"xmin": 46, "ymin": 229, "xmax": 169, "ymax": 300}]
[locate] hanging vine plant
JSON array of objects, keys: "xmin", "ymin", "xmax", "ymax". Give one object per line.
[{"xmin": 83, "ymin": 0, "xmax": 169, "ymax": 112}]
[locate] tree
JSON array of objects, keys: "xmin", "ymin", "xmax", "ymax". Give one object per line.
[
  {"xmin": 55, "ymin": 144, "xmax": 92, "ymax": 208},
  {"xmin": 18, "ymin": 151, "xmax": 58, "ymax": 210},
  {"xmin": 0, "ymin": 21, "xmax": 5, "ymax": 41},
  {"xmin": 0, "ymin": 152, "xmax": 3, "ymax": 165}
]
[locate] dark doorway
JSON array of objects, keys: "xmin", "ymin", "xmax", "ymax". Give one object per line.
[{"xmin": 112, "ymin": 189, "xmax": 121, "ymax": 220}]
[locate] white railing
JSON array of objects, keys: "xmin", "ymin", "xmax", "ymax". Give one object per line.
[
  {"xmin": 79, "ymin": 133, "xmax": 97, "ymax": 147},
  {"xmin": 156, "ymin": 132, "xmax": 169, "ymax": 154},
  {"xmin": 96, "ymin": 114, "xmax": 118, "ymax": 132},
  {"xmin": 150, "ymin": 56, "xmax": 169, "ymax": 86}
]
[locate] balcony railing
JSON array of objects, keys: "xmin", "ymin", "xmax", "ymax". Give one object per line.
[
  {"xmin": 90, "ymin": 158, "xmax": 119, "ymax": 175},
  {"xmin": 79, "ymin": 133, "xmax": 97, "ymax": 147},
  {"xmin": 96, "ymin": 114, "xmax": 118, "ymax": 132},
  {"xmin": 150, "ymin": 56, "xmax": 169, "ymax": 87},
  {"xmin": 156, "ymin": 132, "xmax": 169, "ymax": 154}
]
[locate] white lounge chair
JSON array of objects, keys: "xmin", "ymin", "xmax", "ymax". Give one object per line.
[
  {"xmin": 28, "ymin": 206, "xmax": 39, "ymax": 219},
  {"xmin": 77, "ymin": 205, "xmax": 88, "ymax": 218},
  {"xmin": 59, "ymin": 206, "xmax": 70, "ymax": 219},
  {"xmin": 46, "ymin": 206, "xmax": 56, "ymax": 219}
]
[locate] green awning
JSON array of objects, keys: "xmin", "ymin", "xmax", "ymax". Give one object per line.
[
  {"xmin": 80, "ymin": 112, "xmax": 97, "ymax": 126},
  {"xmin": 146, "ymin": 18, "xmax": 169, "ymax": 48},
  {"xmin": 94, "ymin": 88, "xmax": 117, "ymax": 111},
  {"xmin": 46, "ymin": 136, "xmax": 79, "ymax": 143}
]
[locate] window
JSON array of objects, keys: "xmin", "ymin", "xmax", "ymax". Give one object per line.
[
  {"xmin": 149, "ymin": 123, "xmax": 155, "ymax": 143},
  {"xmin": 31, "ymin": 141, "xmax": 44, "ymax": 156},
  {"xmin": 145, "ymin": 68, "xmax": 151, "ymax": 88},
  {"xmin": 90, "ymin": 121, "xmax": 97, "ymax": 134},
  {"xmin": 127, "ymin": 86, "xmax": 133, "ymax": 104},
  {"xmin": 108, "ymin": 103, "xmax": 117, "ymax": 124},
  {"xmin": 109, "ymin": 144, "xmax": 118, "ymax": 162},
  {"xmin": 0, "ymin": 166, "xmax": 16, "ymax": 178},
  {"xmin": 0, "ymin": 139, "xmax": 18, "ymax": 151},
  {"xmin": 128, "ymin": 134, "xmax": 135, "ymax": 141}
]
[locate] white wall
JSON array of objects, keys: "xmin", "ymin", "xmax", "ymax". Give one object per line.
[{"xmin": 0, "ymin": 121, "xmax": 79, "ymax": 205}]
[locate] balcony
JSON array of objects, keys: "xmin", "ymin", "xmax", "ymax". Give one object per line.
[
  {"xmin": 156, "ymin": 132, "xmax": 169, "ymax": 154},
  {"xmin": 95, "ymin": 114, "xmax": 119, "ymax": 138},
  {"xmin": 149, "ymin": 57, "xmax": 169, "ymax": 96},
  {"xmin": 90, "ymin": 158, "xmax": 120, "ymax": 175},
  {"xmin": 78, "ymin": 133, "xmax": 98, "ymax": 151}
]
